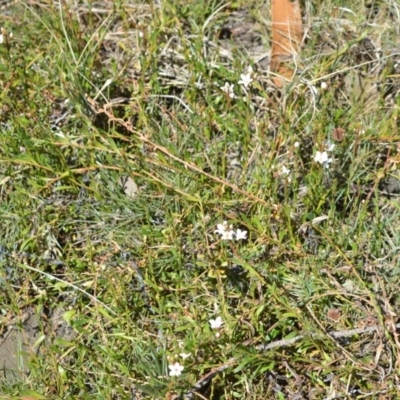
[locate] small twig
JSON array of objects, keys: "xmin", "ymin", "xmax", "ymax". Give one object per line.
[
  {"xmin": 256, "ymin": 323, "xmax": 400, "ymax": 351},
  {"xmin": 188, "ymin": 357, "xmax": 237, "ymax": 395},
  {"xmin": 309, "ymin": 53, "xmax": 400, "ymax": 84},
  {"xmin": 185, "ymin": 323, "xmax": 400, "ymax": 397},
  {"xmin": 85, "ymin": 97, "xmax": 279, "ymax": 211},
  {"xmin": 148, "ymin": 94, "xmax": 193, "ymax": 114}
]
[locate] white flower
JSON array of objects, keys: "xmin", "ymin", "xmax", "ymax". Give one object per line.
[
  {"xmin": 281, "ymin": 166, "xmax": 290, "ymax": 175},
  {"xmin": 314, "ymin": 151, "xmax": 332, "ymax": 167},
  {"xmin": 220, "ymin": 82, "xmax": 235, "ymax": 99},
  {"xmin": 215, "ymin": 221, "xmax": 228, "ymax": 235},
  {"xmin": 320, "ymin": 81, "xmax": 328, "ymax": 90},
  {"xmin": 294, "ymin": 142, "xmax": 300, "ymax": 148},
  {"xmin": 209, "ymin": 316, "xmax": 223, "ymax": 329},
  {"xmin": 179, "ymin": 352, "xmax": 191, "ymax": 359},
  {"xmin": 0, "ymin": 34, "xmax": 3, "ymax": 45},
  {"xmin": 235, "ymin": 229, "xmax": 248, "ymax": 240},
  {"xmin": 280, "ymin": 166, "xmax": 292, "ymax": 182},
  {"xmin": 169, "ymin": 362, "xmax": 184, "ymax": 377},
  {"xmin": 238, "ymin": 72, "xmax": 253, "ymax": 89},
  {"xmin": 215, "ymin": 221, "xmax": 235, "ymax": 240}
]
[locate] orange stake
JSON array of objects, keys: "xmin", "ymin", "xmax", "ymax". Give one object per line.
[{"xmin": 270, "ymin": 0, "xmax": 303, "ymax": 87}]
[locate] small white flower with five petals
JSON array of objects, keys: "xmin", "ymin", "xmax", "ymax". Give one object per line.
[
  {"xmin": 169, "ymin": 362, "xmax": 184, "ymax": 377},
  {"xmin": 238, "ymin": 72, "xmax": 253, "ymax": 89},
  {"xmin": 235, "ymin": 229, "xmax": 248, "ymax": 240},
  {"xmin": 281, "ymin": 166, "xmax": 290, "ymax": 175},
  {"xmin": 215, "ymin": 221, "xmax": 235, "ymax": 240},
  {"xmin": 215, "ymin": 221, "xmax": 228, "ymax": 235},
  {"xmin": 220, "ymin": 82, "xmax": 235, "ymax": 99},
  {"xmin": 209, "ymin": 316, "xmax": 224, "ymax": 329},
  {"xmin": 314, "ymin": 151, "xmax": 332, "ymax": 167}
]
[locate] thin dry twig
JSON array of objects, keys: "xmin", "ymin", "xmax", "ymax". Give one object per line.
[
  {"xmin": 184, "ymin": 322, "xmax": 400, "ymax": 397},
  {"xmin": 85, "ymin": 96, "xmax": 279, "ymax": 211}
]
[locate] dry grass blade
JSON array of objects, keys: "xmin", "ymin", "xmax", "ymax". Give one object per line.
[
  {"xmin": 270, "ymin": 0, "xmax": 303, "ymax": 87},
  {"xmin": 85, "ymin": 97, "xmax": 280, "ymax": 211}
]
